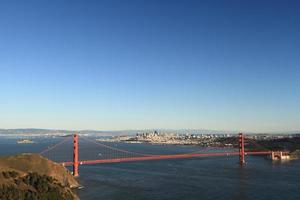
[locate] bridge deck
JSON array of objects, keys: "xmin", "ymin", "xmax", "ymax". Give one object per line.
[{"xmin": 61, "ymin": 151, "xmax": 273, "ymax": 166}]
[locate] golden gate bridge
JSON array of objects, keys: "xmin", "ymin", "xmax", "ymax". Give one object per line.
[{"xmin": 39, "ymin": 133, "xmax": 289, "ymax": 177}]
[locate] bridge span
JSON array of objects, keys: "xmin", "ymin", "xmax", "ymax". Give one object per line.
[
  {"xmin": 40, "ymin": 133, "xmax": 289, "ymax": 177},
  {"xmin": 61, "ymin": 151, "xmax": 272, "ymax": 166}
]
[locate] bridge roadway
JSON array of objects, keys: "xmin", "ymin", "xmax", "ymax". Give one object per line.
[{"xmin": 61, "ymin": 151, "xmax": 273, "ymax": 167}]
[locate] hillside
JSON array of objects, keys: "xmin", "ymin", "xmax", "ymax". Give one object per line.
[{"xmin": 0, "ymin": 154, "xmax": 79, "ymax": 200}]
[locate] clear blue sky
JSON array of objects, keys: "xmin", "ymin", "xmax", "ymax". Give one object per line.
[{"xmin": 0, "ymin": 0, "xmax": 299, "ymax": 132}]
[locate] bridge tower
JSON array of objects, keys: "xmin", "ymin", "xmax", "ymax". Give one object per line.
[
  {"xmin": 73, "ymin": 134, "xmax": 79, "ymax": 177},
  {"xmin": 238, "ymin": 133, "xmax": 245, "ymax": 165}
]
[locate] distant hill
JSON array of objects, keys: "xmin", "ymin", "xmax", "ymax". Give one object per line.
[
  {"xmin": 0, "ymin": 128, "xmax": 240, "ymax": 136},
  {"xmin": 0, "ymin": 154, "xmax": 79, "ymax": 200},
  {"xmin": 0, "ymin": 128, "xmax": 107, "ymax": 136},
  {"xmin": 0, "ymin": 128, "xmax": 299, "ymax": 136},
  {"xmin": 0, "ymin": 128, "xmax": 133, "ymax": 136}
]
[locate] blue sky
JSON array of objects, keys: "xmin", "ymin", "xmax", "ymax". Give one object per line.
[{"xmin": 0, "ymin": 0, "xmax": 299, "ymax": 132}]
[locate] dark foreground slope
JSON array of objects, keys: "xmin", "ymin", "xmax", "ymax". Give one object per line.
[{"xmin": 0, "ymin": 154, "xmax": 79, "ymax": 200}]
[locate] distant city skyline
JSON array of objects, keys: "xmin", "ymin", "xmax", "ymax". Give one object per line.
[{"xmin": 1, "ymin": 0, "xmax": 300, "ymax": 132}]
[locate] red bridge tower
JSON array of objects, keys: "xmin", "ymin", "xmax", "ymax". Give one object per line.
[
  {"xmin": 73, "ymin": 134, "xmax": 79, "ymax": 177},
  {"xmin": 239, "ymin": 133, "xmax": 245, "ymax": 165}
]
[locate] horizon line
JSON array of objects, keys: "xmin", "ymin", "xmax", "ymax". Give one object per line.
[{"xmin": 1, "ymin": 127, "xmax": 300, "ymax": 134}]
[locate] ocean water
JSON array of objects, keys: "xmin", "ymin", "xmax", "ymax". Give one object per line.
[{"xmin": 1, "ymin": 137, "xmax": 300, "ymax": 200}]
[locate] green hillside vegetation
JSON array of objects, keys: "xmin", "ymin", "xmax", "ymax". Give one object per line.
[
  {"xmin": 0, "ymin": 154, "xmax": 79, "ymax": 200},
  {"xmin": 216, "ymin": 137, "xmax": 300, "ymax": 152},
  {"xmin": 0, "ymin": 172, "xmax": 75, "ymax": 200}
]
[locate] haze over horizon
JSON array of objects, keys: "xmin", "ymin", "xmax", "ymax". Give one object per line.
[
  {"xmin": 1, "ymin": 127, "xmax": 300, "ymax": 135},
  {"xmin": 1, "ymin": 0, "xmax": 300, "ymax": 132}
]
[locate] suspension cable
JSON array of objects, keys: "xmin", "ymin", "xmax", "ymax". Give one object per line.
[
  {"xmin": 80, "ymin": 136, "xmax": 153, "ymax": 157},
  {"xmin": 40, "ymin": 135, "xmax": 72, "ymax": 155}
]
